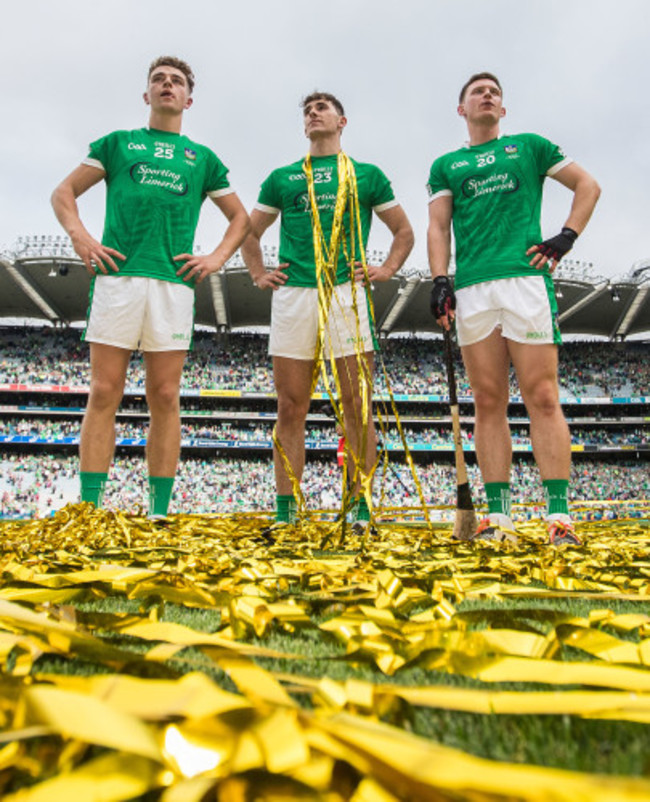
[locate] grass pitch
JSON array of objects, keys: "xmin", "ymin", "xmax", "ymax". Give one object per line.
[{"xmin": 0, "ymin": 504, "xmax": 649, "ymax": 800}]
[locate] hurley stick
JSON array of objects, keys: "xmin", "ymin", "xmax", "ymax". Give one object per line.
[{"xmin": 443, "ymin": 328, "xmax": 477, "ymax": 540}]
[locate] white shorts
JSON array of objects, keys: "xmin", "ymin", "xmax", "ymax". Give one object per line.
[
  {"xmin": 269, "ymin": 282, "xmax": 375, "ymax": 360},
  {"xmin": 455, "ymin": 275, "xmax": 561, "ymax": 347},
  {"xmin": 84, "ymin": 276, "xmax": 194, "ymax": 351}
]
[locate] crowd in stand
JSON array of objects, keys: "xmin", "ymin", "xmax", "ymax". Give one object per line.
[
  {"xmin": 1, "ymin": 327, "xmax": 648, "ymax": 520},
  {"xmin": 1, "ymin": 417, "xmax": 648, "ymax": 449},
  {"xmin": 1, "ymin": 452, "xmax": 647, "ymax": 520},
  {"xmin": 1, "ymin": 328, "xmax": 648, "ymax": 397},
  {"xmin": 0, "ymin": 454, "xmax": 76, "ymax": 518}
]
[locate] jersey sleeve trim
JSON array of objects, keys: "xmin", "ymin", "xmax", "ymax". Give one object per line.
[
  {"xmin": 427, "ymin": 188, "xmax": 453, "ymax": 204},
  {"xmin": 373, "ymin": 199, "xmax": 399, "ymax": 213},
  {"xmin": 83, "ymin": 157, "xmax": 105, "ymax": 171},
  {"xmin": 546, "ymin": 156, "xmax": 573, "ymax": 177},
  {"xmin": 254, "ymin": 202, "xmax": 280, "ymax": 214},
  {"xmin": 207, "ymin": 187, "xmax": 236, "ymax": 198}
]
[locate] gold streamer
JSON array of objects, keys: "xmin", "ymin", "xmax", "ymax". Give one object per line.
[{"xmin": 0, "ymin": 506, "xmax": 649, "ymax": 799}]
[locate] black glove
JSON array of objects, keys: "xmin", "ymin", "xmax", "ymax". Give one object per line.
[
  {"xmin": 535, "ymin": 227, "xmax": 578, "ymax": 262},
  {"xmin": 430, "ymin": 276, "xmax": 456, "ymax": 320}
]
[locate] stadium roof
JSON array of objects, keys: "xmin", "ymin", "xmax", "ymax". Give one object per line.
[{"xmin": 1, "ymin": 236, "xmax": 649, "ymax": 340}]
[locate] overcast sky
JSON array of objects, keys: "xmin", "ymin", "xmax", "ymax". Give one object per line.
[{"xmin": 1, "ymin": 0, "xmax": 648, "ymax": 280}]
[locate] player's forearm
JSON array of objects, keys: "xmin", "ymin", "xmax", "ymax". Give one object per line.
[
  {"xmin": 50, "ymin": 184, "xmax": 91, "ymax": 244},
  {"xmin": 381, "ymin": 224, "xmax": 415, "ymax": 277},
  {"xmin": 240, "ymin": 232, "xmax": 268, "ymax": 284},
  {"xmin": 427, "ymin": 222, "xmax": 451, "ymax": 279},
  {"xmin": 208, "ymin": 209, "xmax": 251, "ymax": 268},
  {"xmin": 564, "ymin": 175, "xmax": 601, "ymax": 235}
]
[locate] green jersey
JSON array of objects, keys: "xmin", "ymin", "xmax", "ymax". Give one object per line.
[
  {"xmin": 426, "ymin": 133, "xmax": 571, "ymax": 290},
  {"xmin": 256, "ymin": 154, "xmax": 397, "ymax": 287},
  {"xmin": 85, "ymin": 128, "xmax": 232, "ymax": 286}
]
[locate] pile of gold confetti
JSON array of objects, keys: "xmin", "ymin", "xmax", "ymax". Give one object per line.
[{"xmin": 0, "ymin": 502, "xmax": 649, "ymax": 800}]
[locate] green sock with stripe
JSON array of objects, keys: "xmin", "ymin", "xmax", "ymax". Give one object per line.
[
  {"xmin": 355, "ymin": 496, "xmax": 371, "ymax": 522},
  {"xmin": 148, "ymin": 476, "xmax": 175, "ymax": 516},
  {"xmin": 276, "ymin": 494, "xmax": 297, "ymax": 524},
  {"xmin": 80, "ymin": 472, "xmax": 108, "ymax": 508},
  {"xmin": 485, "ymin": 482, "xmax": 511, "ymax": 518},
  {"xmin": 543, "ymin": 479, "xmax": 570, "ymax": 517}
]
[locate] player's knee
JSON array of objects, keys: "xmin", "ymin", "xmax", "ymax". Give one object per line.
[
  {"xmin": 147, "ymin": 381, "xmax": 180, "ymax": 413},
  {"xmin": 341, "ymin": 395, "xmax": 368, "ymax": 426},
  {"xmin": 472, "ymin": 383, "xmax": 508, "ymax": 416},
  {"xmin": 88, "ymin": 376, "xmax": 123, "ymax": 411},
  {"xmin": 524, "ymin": 380, "xmax": 560, "ymax": 417},
  {"xmin": 277, "ymin": 393, "xmax": 310, "ymax": 423}
]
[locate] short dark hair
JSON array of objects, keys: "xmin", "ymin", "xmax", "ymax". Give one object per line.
[
  {"xmin": 148, "ymin": 56, "xmax": 195, "ymax": 94},
  {"xmin": 458, "ymin": 72, "xmax": 502, "ymax": 104},
  {"xmin": 301, "ymin": 91, "xmax": 345, "ymax": 117}
]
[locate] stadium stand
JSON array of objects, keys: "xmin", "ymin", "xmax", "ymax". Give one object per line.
[
  {"xmin": 1, "ymin": 329, "xmax": 647, "ymax": 520},
  {"xmin": 0, "ymin": 240, "xmax": 648, "ymax": 519}
]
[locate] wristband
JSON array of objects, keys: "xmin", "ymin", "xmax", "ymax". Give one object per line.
[
  {"xmin": 430, "ymin": 275, "xmax": 456, "ymax": 320},
  {"xmin": 536, "ymin": 227, "xmax": 578, "ymax": 261}
]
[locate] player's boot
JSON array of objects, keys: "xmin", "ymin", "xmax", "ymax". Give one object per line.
[
  {"xmin": 147, "ymin": 513, "xmax": 171, "ymax": 528},
  {"xmin": 472, "ymin": 513, "xmax": 519, "ymax": 544},
  {"xmin": 547, "ymin": 515, "xmax": 581, "ymax": 546},
  {"xmin": 345, "ymin": 500, "xmax": 376, "ymax": 538}
]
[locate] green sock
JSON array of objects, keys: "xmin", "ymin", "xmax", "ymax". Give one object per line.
[
  {"xmin": 148, "ymin": 476, "xmax": 175, "ymax": 516},
  {"xmin": 355, "ymin": 496, "xmax": 371, "ymax": 522},
  {"xmin": 276, "ymin": 494, "xmax": 297, "ymax": 524},
  {"xmin": 346, "ymin": 496, "xmax": 370, "ymax": 523},
  {"xmin": 543, "ymin": 479, "xmax": 570, "ymax": 517},
  {"xmin": 80, "ymin": 472, "xmax": 108, "ymax": 507},
  {"xmin": 485, "ymin": 482, "xmax": 511, "ymax": 518}
]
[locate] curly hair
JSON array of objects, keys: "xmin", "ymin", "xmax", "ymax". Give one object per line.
[
  {"xmin": 301, "ymin": 91, "xmax": 345, "ymax": 117},
  {"xmin": 148, "ymin": 56, "xmax": 195, "ymax": 94}
]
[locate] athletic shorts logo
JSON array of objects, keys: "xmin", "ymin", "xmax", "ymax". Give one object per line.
[
  {"xmin": 526, "ymin": 330, "xmax": 548, "ymax": 340},
  {"xmin": 130, "ymin": 162, "xmax": 188, "ymax": 195}
]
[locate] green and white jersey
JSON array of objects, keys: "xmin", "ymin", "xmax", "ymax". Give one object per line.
[
  {"xmin": 84, "ymin": 128, "xmax": 233, "ymax": 286},
  {"xmin": 427, "ymin": 133, "xmax": 571, "ymax": 290},
  {"xmin": 255, "ymin": 154, "xmax": 397, "ymax": 287}
]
